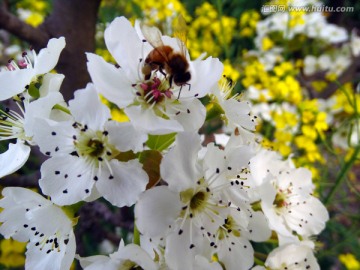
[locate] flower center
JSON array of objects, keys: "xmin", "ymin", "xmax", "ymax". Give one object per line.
[
  {"xmin": 86, "ymin": 138, "xmax": 104, "ymax": 157},
  {"xmin": 180, "ymin": 181, "xmax": 211, "ymax": 218},
  {"xmin": 73, "ymin": 128, "xmax": 115, "ymax": 165},
  {"xmin": 217, "ymin": 216, "xmax": 241, "ymax": 240},
  {"xmin": 190, "ymin": 191, "xmax": 207, "ymax": 211},
  {"xmin": 5, "ymin": 52, "xmax": 32, "ymax": 71},
  {"xmin": 135, "ymin": 77, "xmax": 173, "ymax": 105}
]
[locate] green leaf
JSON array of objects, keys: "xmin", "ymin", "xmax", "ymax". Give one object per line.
[{"xmin": 146, "ymin": 133, "xmax": 176, "ymax": 151}]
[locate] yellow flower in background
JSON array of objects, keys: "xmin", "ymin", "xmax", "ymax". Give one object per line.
[
  {"xmin": 325, "ymin": 72, "xmax": 338, "ymax": 82},
  {"xmin": 239, "ymin": 10, "xmax": 260, "ymax": 37},
  {"xmin": 272, "ymin": 111, "xmax": 298, "ymax": 130},
  {"xmin": 289, "ymin": 10, "xmax": 305, "ymax": 28},
  {"xmin": 311, "ymin": 80, "xmax": 328, "ymax": 92},
  {"xmin": 25, "ymin": 13, "xmax": 44, "ymax": 27},
  {"xmin": 315, "ymin": 112, "xmax": 328, "ymax": 132},
  {"xmin": 339, "ymin": 253, "xmax": 360, "ymax": 270},
  {"xmin": 262, "ymin": 36, "xmax": 274, "ymax": 51},
  {"xmin": 273, "ymin": 61, "xmax": 296, "ymax": 78},
  {"xmin": 16, "ymin": 0, "xmax": 48, "ymax": 27},
  {"xmin": 0, "ymin": 239, "xmax": 26, "ymax": 268},
  {"xmin": 301, "ymin": 125, "xmax": 317, "ymax": 140},
  {"xmin": 334, "ymin": 83, "xmax": 360, "ymax": 115},
  {"xmin": 133, "ymin": 0, "xmax": 188, "ymax": 27},
  {"xmin": 223, "ymin": 60, "xmax": 240, "ymax": 82},
  {"xmin": 295, "ymin": 135, "xmax": 324, "ymax": 163},
  {"xmin": 274, "ymin": 130, "xmax": 292, "ymax": 156},
  {"xmin": 95, "ymin": 48, "xmax": 116, "ymax": 64},
  {"xmin": 187, "ymin": 2, "xmax": 238, "ymax": 58}
]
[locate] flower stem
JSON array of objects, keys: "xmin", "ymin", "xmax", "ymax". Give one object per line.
[
  {"xmin": 324, "ymin": 143, "xmax": 360, "ymax": 205},
  {"xmin": 53, "ymin": 104, "xmax": 71, "ymax": 114}
]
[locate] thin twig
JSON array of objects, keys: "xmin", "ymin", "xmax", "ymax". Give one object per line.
[{"xmin": 0, "ymin": 7, "xmax": 49, "ymax": 49}]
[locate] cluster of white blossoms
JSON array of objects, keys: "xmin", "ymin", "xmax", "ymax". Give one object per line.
[
  {"xmin": 254, "ymin": 0, "xmax": 359, "ymax": 74},
  {"xmin": 0, "ymin": 16, "xmax": 329, "ymax": 270}
]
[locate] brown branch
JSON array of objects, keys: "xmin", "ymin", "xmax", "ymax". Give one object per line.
[
  {"xmin": 39, "ymin": 0, "xmax": 102, "ymax": 101},
  {"xmin": 0, "ymin": 0, "xmax": 102, "ymax": 101},
  {"xmin": 0, "ymin": 7, "xmax": 49, "ymax": 49}
]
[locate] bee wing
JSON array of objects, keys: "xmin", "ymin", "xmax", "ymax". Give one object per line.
[
  {"xmin": 174, "ymin": 14, "xmax": 188, "ymax": 57},
  {"xmin": 140, "ymin": 22, "xmax": 165, "ymax": 48}
]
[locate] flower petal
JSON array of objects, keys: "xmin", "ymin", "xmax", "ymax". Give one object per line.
[
  {"xmin": 0, "ymin": 187, "xmax": 51, "ymax": 242},
  {"xmin": 86, "ymin": 53, "xmax": 134, "ymax": 108},
  {"xmin": 284, "ymin": 196, "xmax": 329, "ymax": 236},
  {"xmin": 34, "ymin": 37, "xmax": 66, "ymax": 75},
  {"xmin": 96, "ymin": 159, "xmax": 148, "ymax": 207},
  {"xmin": 104, "ymin": 16, "xmax": 145, "ymax": 82},
  {"xmin": 217, "ymin": 237, "xmax": 254, "ymax": 270},
  {"xmin": 135, "ymin": 186, "xmax": 181, "ymax": 237},
  {"xmin": 112, "ymin": 244, "xmax": 158, "ymax": 270},
  {"xmin": 106, "ymin": 121, "xmax": 147, "ymax": 153},
  {"xmin": 0, "ymin": 142, "xmax": 30, "ymax": 178},
  {"xmin": 32, "ymin": 119, "xmax": 76, "ymax": 156},
  {"xmin": 69, "ymin": 84, "xmax": 111, "ymax": 131},
  {"xmin": 265, "ymin": 243, "xmax": 320, "ymax": 270},
  {"xmin": 169, "ymin": 98, "xmax": 206, "ymax": 132},
  {"xmin": 25, "ymin": 231, "xmax": 76, "ymax": 270},
  {"xmin": 125, "ymin": 106, "xmax": 183, "ymax": 135},
  {"xmin": 180, "ymin": 57, "xmax": 223, "ymax": 98},
  {"xmin": 0, "ymin": 69, "xmax": 35, "ymax": 101},
  {"xmin": 26, "ymin": 205, "xmax": 72, "ymax": 236},
  {"xmin": 24, "ymin": 92, "xmax": 65, "ymax": 138},
  {"xmin": 39, "ymin": 73, "xmax": 65, "ymax": 97},
  {"xmin": 223, "ymin": 99, "xmax": 256, "ymax": 130},
  {"xmin": 160, "ymin": 132, "xmax": 202, "ymax": 191},
  {"xmin": 39, "ymin": 156, "xmax": 96, "ymax": 205}
]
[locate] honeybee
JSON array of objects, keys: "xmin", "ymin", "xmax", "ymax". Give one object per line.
[{"xmin": 140, "ymin": 16, "xmax": 191, "ymax": 98}]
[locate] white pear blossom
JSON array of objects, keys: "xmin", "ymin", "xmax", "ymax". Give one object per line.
[
  {"xmin": 329, "ymin": 54, "xmax": 351, "ymax": 76},
  {"xmin": 135, "ymin": 132, "xmax": 268, "ymax": 270},
  {"xmin": 0, "ymin": 37, "xmax": 65, "ymax": 101},
  {"xmin": 249, "ymin": 149, "xmax": 329, "ymax": 244},
  {"xmin": 87, "ymin": 16, "xmax": 223, "ymax": 135},
  {"xmin": 303, "ymin": 54, "xmax": 331, "ymax": 76},
  {"xmin": 79, "ymin": 239, "xmax": 157, "ymax": 270},
  {"xmin": 0, "ymin": 187, "xmax": 76, "ymax": 270},
  {"xmin": 263, "ymin": 242, "xmax": 320, "ymax": 270},
  {"xmin": 319, "ymin": 24, "xmax": 348, "ymax": 44},
  {"xmin": 34, "ymin": 84, "xmax": 149, "ymax": 207},
  {"xmin": 212, "ymin": 76, "xmax": 257, "ymax": 131},
  {"xmin": 0, "ymin": 88, "xmax": 65, "ymax": 178}
]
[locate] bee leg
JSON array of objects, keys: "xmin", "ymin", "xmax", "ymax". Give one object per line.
[
  {"xmin": 158, "ymin": 67, "xmax": 167, "ymax": 78},
  {"xmin": 177, "ymin": 85, "xmax": 182, "ymax": 100},
  {"xmin": 168, "ymin": 75, "xmax": 173, "ymax": 88}
]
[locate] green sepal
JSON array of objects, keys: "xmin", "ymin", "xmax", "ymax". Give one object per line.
[{"xmin": 28, "ymin": 83, "xmax": 40, "ymax": 99}]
